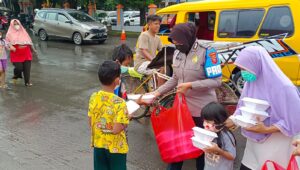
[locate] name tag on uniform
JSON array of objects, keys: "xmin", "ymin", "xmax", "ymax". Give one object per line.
[{"xmin": 204, "ymin": 47, "xmax": 222, "ymax": 78}]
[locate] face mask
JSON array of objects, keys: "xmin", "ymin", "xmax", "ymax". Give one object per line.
[
  {"xmin": 175, "ymin": 44, "xmax": 189, "ymax": 54},
  {"xmin": 14, "ymin": 25, "xmax": 20, "ymax": 30},
  {"xmin": 241, "ymin": 70, "xmax": 257, "ymax": 82},
  {"xmin": 203, "ymin": 121, "xmax": 218, "ymax": 132},
  {"xmin": 0, "ymin": 36, "xmax": 2, "ymax": 39},
  {"xmin": 120, "ymin": 66, "xmax": 128, "ymax": 74}
]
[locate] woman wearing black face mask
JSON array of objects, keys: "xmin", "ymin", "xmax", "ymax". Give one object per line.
[{"xmin": 153, "ymin": 23, "xmax": 222, "ymax": 170}]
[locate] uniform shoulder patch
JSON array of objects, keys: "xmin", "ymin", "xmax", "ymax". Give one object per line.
[{"xmin": 204, "ymin": 47, "xmax": 222, "ymax": 78}]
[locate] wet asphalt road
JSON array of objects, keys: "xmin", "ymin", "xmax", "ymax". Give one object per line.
[{"xmin": 0, "ymin": 35, "xmax": 246, "ymax": 170}]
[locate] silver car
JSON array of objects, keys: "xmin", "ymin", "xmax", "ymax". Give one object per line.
[{"xmin": 33, "ymin": 9, "xmax": 108, "ymax": 45}]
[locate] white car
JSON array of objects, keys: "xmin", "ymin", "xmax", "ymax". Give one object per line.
[
  {"xmin": 96, "ymin": 10, "xmax": 107, "ymax": 23},
  {"xmin": 102, "ymin": 11, "xmax": 117, "ymax": 26},
  {"xmin": 124, "ymin": 11, "xmax": 140, "ymax": 26}
]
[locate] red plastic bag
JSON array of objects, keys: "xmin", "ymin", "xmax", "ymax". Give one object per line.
[
  {"xmin": 262, "ymin": 155, "xmax": 299, "ymax": 170},
  {"xmin": 151, "ymin": 94, "xmax": 203, "ymax": 163}
]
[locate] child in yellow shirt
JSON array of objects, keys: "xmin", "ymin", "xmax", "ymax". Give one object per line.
[{"xmin": 88, "ymin": 61, "xmax": 129, "ymax": 170}]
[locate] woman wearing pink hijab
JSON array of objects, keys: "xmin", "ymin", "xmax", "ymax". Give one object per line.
[{"xmin": 6, "ymin": 19, "xmax": 33, "ymax": 86}]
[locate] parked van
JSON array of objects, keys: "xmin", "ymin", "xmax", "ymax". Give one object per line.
[{"xmin": 155, "ymin": 0, "xmax": 300, "ymax": 87}]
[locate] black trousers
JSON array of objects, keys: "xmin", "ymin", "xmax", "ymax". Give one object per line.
[
  {"xmin": 167, "ymin": 117, "xmax": 205, "ymax": 170},
  {"xmin": 13, "ymin": 61, "xmax": 31, "ymax": 84}
]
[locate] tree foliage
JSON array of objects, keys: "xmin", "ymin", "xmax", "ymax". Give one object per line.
[
  {"xmin": 103, "ymin": 0, "xmax": 117, "ymax": 10},
  {"xmin": 102, "ymin": 0, "xmax": 162, "ymax": 10}
]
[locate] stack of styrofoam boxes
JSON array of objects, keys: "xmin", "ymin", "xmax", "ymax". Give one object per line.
[
  {"xmin": 191, "ymin": 127, "xmax": 218, "ymax": 150},
  {"xmin": 233, "ymin": 97, "xmax": 270, "ymax": 128}
]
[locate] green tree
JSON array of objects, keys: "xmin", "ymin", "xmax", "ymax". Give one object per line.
[{"xmin": 104, "ymin": 0, "xmax": 117, "ymax": 10}]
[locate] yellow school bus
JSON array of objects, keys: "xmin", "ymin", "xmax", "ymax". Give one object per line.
[{"xmin": 155, "ymin": 0, "xmax": 300, "ymax": 87}]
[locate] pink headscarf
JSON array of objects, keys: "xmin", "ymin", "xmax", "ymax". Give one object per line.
[{"xmin": 6, "ymin": 19, "xmax": 32, "ymax": 45}]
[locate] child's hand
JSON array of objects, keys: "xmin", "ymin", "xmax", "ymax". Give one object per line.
[
  {"xmin": 204, "ymin": 143, "xmax": 222, "ymax": 154},
  {"xmin": 245, "ymin": 118, "xmax": 277, "ymax": 134}
]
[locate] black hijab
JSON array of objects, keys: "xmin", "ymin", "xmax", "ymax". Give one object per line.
[{"xmin": 168, "ymin": 23, "xmax": 197, "ymax": 54}]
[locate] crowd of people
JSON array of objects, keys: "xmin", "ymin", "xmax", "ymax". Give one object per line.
[
  {"xmin": 88, "ymin": 14, "xmax": 300, "ymax": 170},
  {"xmin": 0, "ymin": 11, "xmax": 299, "ymax": 170}
]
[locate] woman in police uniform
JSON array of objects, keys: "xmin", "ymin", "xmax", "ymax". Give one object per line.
[{"xmin": 154, "ymin": 23, "xmax": 222, "ymax": 170}]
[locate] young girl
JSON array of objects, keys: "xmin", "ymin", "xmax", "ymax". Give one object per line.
[
  {"xmin": 201, "ymin": 102, "xmax": 236, "ymax": 170},
  {"xmin": 112, "ymin": 44, "xmax": 134, "ymax": 99},
  {"xmin": 0, "ymin": 31, "xmax": 15, "ymax": 89},
  {"xmin": 227, "ymin": 46, "xmax": 300, "ymax": 170},
  {"xmin": 112, "ymin": 44, "xmax": 134, "ymax": 73}
]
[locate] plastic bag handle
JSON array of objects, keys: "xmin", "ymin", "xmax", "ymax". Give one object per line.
[
  {"xmin": 261, "ymin": 160, "xmax": 285, "ymax": 170},
  {"xmin": 261, "ymin": 155, "xmax": 299, "ymax": 170},
  {"xmin": 174, "ymin": 93, "xmax": 188, "ymax": 132},
  {"xmin": 287, "ymin": 155, "xmax": 299, "ymax": 170},
  {"xmin": 152, "ymin": 93, "xmax": 187, "ymax": 117},
  {"xmin": 174, "ymin": 93, "xmax": 186, "ymax": 106}
]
